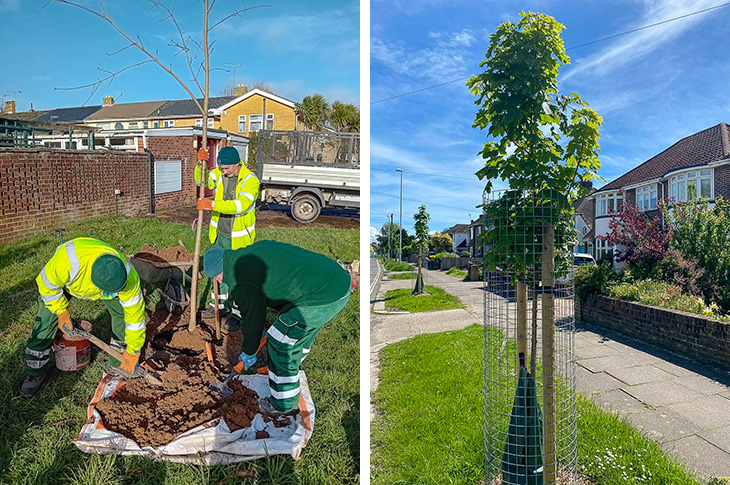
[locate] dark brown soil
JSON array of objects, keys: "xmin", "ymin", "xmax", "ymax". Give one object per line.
[
  {"xmin": 94, "ymin": 265, "xmax": 265, "ymax": 447},
  {"xmin": 134, "ymin": 244, "xmax": 194, "ymax": 264},
  {"xmin": 145, "ymin": 203, "xmax": 359, "ymax": 229}
]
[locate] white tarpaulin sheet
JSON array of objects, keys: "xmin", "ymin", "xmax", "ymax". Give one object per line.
[{"xmin": 74, "ymin": 371, "xmax": 315, "ymax": 464}]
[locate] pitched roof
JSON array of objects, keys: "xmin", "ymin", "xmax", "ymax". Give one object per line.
[
  {"xmin": 573, "ymin": 189, "xmax": 595, "ymax": 233},
  {"xmin": 36, "ymin": 106, "xmax": 102, "ymax": 123},
  {"xmin": 152, "ymin": 97, "xmax": 235, "ymax": 118},
  {"xmin": 84, "ymin": 101, "xmax": 168, "ymax": 121},
  {"xmin": 597, "ymin": 123, "xmax": 730, "ymax": 193},
  {"xmin": 4, "ymin": 110, "xmax": 50, "ymax": 122},
  {"xmin": 214, "ymin": 88, "xmax": 296, "ymax": 112},
  {"xmin": 444, "ymin": 224, "xmax": 470, "ymax": 234}
]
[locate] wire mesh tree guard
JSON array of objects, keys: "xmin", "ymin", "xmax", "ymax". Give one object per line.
[{"xmin": 482, "ymin": 188, "xmax": 577, "ymax": 485}]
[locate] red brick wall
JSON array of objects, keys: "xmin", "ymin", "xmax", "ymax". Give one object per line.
[
  {"xmin": 0, "ymin": 147, "xmax": 149, "ymax": 244},
  {"xmin": 144, "ymin": 135, "xmax": 219, "ymax": 207},
  {"xmin": 715, "ymin": 164, "xmax": 730, "ymax": 200}
]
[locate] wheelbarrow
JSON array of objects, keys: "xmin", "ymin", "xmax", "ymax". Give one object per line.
[{"xmin": 129, "ymin": 254, "xmax": 196, "ymax": 315}]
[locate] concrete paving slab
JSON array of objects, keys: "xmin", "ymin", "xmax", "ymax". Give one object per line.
[
  {"xmin": 574, "ymin": 343, "xmax": 622, "ymax": 360},
  {"xmin": 622, "ymin": 380, "xmax": 705, "ymax": 408},
  {"xmin": 666, "ymin": 395, "xmax": 730, "ymax": 430},
  {"xmin": 625, "ymin": 408, "xmax": 703, "ymax": 444},
  {"xmin": 651, "ymin": 360, "xmax": 705, "ymax": 378},
  {"xmin": 605, "ymin": 365, "xmax": 675, "ymax": 387},
  {"xmin": 577, "ymin": 366, "xmax": 624, "ymax": 395},
  {"xmin": 699, "ymin": 425, "xmax": 730, "ymax": 453},
  {"xmin": 665, "ymin": 435, "xmax": 730, "ymax": 479},
  {"xmin": 678, "ymin": 374, "xmax": 730, "ymax": 396},
  {"xmin": 578, "ymin": 354, "xmax": 649, "ymax": 373},
  {"xmin": 587, "ymin": 388, "xmax": 647, "ymax": 415}
]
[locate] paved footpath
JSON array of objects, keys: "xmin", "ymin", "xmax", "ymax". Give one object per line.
[{"xmin": 370, "ymin": 263, "xmax": 730, "ymax": 481}]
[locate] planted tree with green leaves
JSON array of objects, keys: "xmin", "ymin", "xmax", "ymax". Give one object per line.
[
  {"xmin": 412, "ymin": 205, "xmax": 430, "ymax": 295},
  {"xmin": 467, "ymin": 12, "xmax": 602, "ymax": 483}
]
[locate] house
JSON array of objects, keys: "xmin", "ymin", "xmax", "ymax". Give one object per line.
[
  {"xmin": 590, "ymin": 123, "xmax": 730, "ymax": 264},
  {"xmin": 573, "ymin": 182, "xmax": 596, "ymax": 255},
  {"xmin": 468, "ymin": 214, "xmax": 488, "ymax": 257},
  {"xmin": 212, "ymin": 86, "xmax": 297, "ymax": 136},
  {"xmin": 443, "ymin": 223, "xmax": 470, "ymax": 254}
]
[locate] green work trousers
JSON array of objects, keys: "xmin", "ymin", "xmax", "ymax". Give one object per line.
[
  {"xmin": 210, "ymin": 235, "xmax": 233, "ymax": 314},
  {"xmin": 265, "ymin": 290, "xmax": 351, "ymax": 412},
  {"xmin": 25, "ymin": 296, "xmax": 127, "ymax": 376}
]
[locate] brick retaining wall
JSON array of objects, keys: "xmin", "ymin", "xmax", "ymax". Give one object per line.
[
  {"xmin": 0, "ymin": 147, "xmax": 149, "ymax": 244},
  {"xmin": 576, "ymin": 294, "xmax": 730, "ymax": 370}
]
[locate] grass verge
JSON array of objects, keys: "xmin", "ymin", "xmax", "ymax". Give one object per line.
[
  {"xmin": 0, "ymin": 214, "xmax": 359, "ymax": 484},
  {"xmin": 387, "ymin": 272, "xmax": 416, "ymax": 280},
  {"xmin": 371, "ymin": 324, "xmax": 706, "ymax": 485},
  {"xmin": 384, "ymin": 285, "xmax": 462, "ymax": 312},
  {"xmin": 445, "ymin": 267, "xmax": 467, "ymax": 279},
  {"xmin": 382, "ymin": 258, "xmax": 412, "ymax": 272}
]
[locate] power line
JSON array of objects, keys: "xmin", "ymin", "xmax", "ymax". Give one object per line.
[
  {"xmin": 371, "ymin": 190, "xmax": 479, "ymax": 213},
  {"xmin": 371, "ymin": 3, "xmax": 730, "ymax": 105}
]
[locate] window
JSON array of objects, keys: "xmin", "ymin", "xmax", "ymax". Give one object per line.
[
  {"xmin": 208, "ymin": 117, "xmax": 214, "ymax": 129},
  {"xmin": 155, "ymin": 160, "xmax": 182, "ymax": 194},
  {"xmin": 669, "ymin": 169, "xmax": 712, "ymax": 202},
  {"xmin": 595, "ymin": 238, "xmax": 613, "ymax": 261},
  {"xmin": 153, "ymin": 121, "xmax": 160, "ymax": 128},
  {"xmin": 143, "ymin": 121, "xmax": 149, "ymax": 129},
  {"xmin": 195, "ymin": 119, "xmax": 203, "ymax": 127},
  {"xmin": 128, "ymin": 122, "xmax": 138, "ymax": 130},
  {"xmin": 249, "ymin": 114, "xmax": 263, "ymax": 132},
  {"xmin": 595, "ymin": 192, "xmax": 623, "ymax": 216},
  {"xmin": 163, "ymin": 120, "xmax": 175, "ymax": 128},
  {"xmin": 238, "ymin": 115, "xmax": 246, "ymax": 132},
  {"xmin": 266, "ymin": 113, "xmax": 274, "ymax": 130},
  {"xmin": 636, "ymin": 184, "xmax": 657, "ymax": 211},
  {"xmin": 114, "ymin": 122, "xmax": 123, "ymax": 130},
  {"xmin": 102, "ymin": 123, "xmax": 111, "ymax": 130}
]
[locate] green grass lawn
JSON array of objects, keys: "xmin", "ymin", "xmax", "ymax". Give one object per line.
[
  {"xmin": 387, "ymin": 272, "xmax": 417, "ymax": 280},
  {"xmin": 384, "ymin": 285, "xmax": 462, "ymax": 313},
  {"xmin": 371, "ymin": 325, "xmax": 706, "ymax": 485},
  {"xmin": 0, "ymin": 215, "xmax": 359, "ymax": 484},
  {"xmin": 445, "ymin": 267, "xmax": 467, "ymax": 279},
  {"xmin": 382, "ymin": 258, "xmax": 412, "ymax": 272}
]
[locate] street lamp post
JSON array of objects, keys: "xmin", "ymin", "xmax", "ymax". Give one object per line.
[{"xmin": 396, "ymin": 168, "xmax": 403, "ymax": 262}]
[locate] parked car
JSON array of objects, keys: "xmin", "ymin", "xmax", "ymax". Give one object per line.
[{"xmin": 556, "ymin": 252, "xmax": 596, "ymax": 296}]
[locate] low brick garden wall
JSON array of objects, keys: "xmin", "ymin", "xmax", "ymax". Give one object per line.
[{"xmin": 576, "ymin": 294, "xmax": 730, "ymax": 371}]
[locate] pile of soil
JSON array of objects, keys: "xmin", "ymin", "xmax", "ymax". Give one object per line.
[
  {"xmin": 134, "ymin": 244, "xmax": 194, "ymax": 264},
  {"xmin": 93, "ymin": 253, "xmax": 291, "ymax": 448}
]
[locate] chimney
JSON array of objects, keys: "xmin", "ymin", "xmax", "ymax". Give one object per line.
[
  {"xmin": 103, "ymin": 95, "xmax": 115, "ymax": 106},
  {"xmin": 233, "ymin": 84, "xmax": 248, "ymax": 96},
  {"xmin": 579, "ymin": 180, "xmax": 594, "ymax": 192},
  {"xmin": 4, "ymin": 101, "xmax": 15, "ymax": 114}
]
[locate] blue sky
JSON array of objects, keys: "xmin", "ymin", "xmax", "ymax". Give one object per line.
[
  {"xmin": 370, "ymin": 0, "xmax": 730, "ymax": 241},
  {"xmin": 0, "ymin": 0, "xmax": 359, "ymax": 110}
]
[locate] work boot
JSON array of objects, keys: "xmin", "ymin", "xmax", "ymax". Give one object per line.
[
  {"xmin": 20, "ymin": 373, "xmax": 49, "ymax": 398},
  {"xmin": 224, "ymin": 315, "xmax": 241, "ymax": 331},
  {"xmin": 258, "ymin": 397, "xmax": 296, "ymax": 418},
  {"xmin": 200, "ymin": 305, "xmax": 229, "ymax": 319}
]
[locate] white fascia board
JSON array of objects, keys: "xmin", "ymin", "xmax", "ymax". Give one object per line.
[
  {"xmin": 708, "ymin": 157, "xmax": 730, "ymax": 168},
  {"xmin": 620, "ymin": 178, "xmax": 662, "ymax": 191},
  {"xmin": 213, "ymin": 89, "xmax": 296, "ymax": 114},
  {"xmin": 662, "ymin": 163, "xmax": 714, "ymax": 180},
  {"xmin": 591, "ymin": 187, "xmax": 622, "ymax": 197}
]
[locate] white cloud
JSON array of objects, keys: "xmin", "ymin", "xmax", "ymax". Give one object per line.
[
  {"xmin": 370, "ymin": 226, "xmax": 379, "ymax": 243},
  {"xmin": 563, "ymin": 0, "xmax": 718, "ymax": 81}
]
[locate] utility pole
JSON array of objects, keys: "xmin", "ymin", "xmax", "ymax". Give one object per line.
[
  {"xmin": 389, "ymin": 213, "xmax": 394, "ymax": 259},
  {"xmin": 396, "ymin": 168, "xmax": 403, "ymax": 262}
]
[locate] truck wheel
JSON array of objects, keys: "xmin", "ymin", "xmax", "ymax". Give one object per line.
[{"xmin": 291, "ymin": 194, "xmax": 321, "ymax": 223}]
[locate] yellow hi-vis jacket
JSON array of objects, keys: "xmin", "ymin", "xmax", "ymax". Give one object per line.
[
  {"xmin": 36, "ymin": 238, "xmax": 147, "ymax": 353},
  {"xmin": 195, "ymin": 163, "xmax": 259, "ymax": 249}
]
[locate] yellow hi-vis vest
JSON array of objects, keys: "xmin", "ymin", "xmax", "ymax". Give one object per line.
[
  {"xmin": 195, "ymin": 163, "xmax": 259, "ymax": 249},
  {"xmin": 36, "ymin": 238, "xmax": 146, "ymax": 353}
]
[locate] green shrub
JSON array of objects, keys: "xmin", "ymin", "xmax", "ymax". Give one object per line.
[
  {"xmin": 432, "ymin": 252, "xmax": 460, "ymax": 260},
  {"xmin": 650, "ymin": 248, "xmax": 715, "ymax": 301},
  {"xmin": 574, "ymin": 263, "xmax": 620, "ymax": 302},
  {"xmin": 383, "ymin": 258, "xmax": 412, "ymax": 272}
]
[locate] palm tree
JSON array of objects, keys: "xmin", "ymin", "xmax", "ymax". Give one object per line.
[
  {"xmin": 330, "ymin": 101, "xmax": 360, "ymax": 132},
  {"xmin": 295, "ymin": 94, "xmax": 330, "ymax": 131}
]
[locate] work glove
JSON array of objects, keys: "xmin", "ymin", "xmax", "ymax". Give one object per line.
[
  {"xmin": 197, "ymin": 198, "xmax": 214, "ymax": 211},
  {"xmin": 57, "ymin": 310, "xmax": 73, "ymax": 336},
  {"xmin": 238, "ymin": 351, "xmax": 258, "ymax": 371},
  {"xmin": 197, "ymin": 147, "xmax": 209, "ymax": 163},
  {"xmin": 120, "ymin": 350, "xmax": 140, "ymax": 374}
]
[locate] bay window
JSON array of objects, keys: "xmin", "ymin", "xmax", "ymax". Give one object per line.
[{"xmin": 669, "ymin": 169, "xmax": 712, "ymax": 202}]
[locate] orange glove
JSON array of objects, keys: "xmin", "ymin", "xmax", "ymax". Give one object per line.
[
  {"xmin": 120, "ymin": 351, "xmax": 140, "ymax": 374},
  {"xmin": 197, "ymin": 198, "xmax": 214, "ymax": 211},
  {"xmin": 57, "ymin": 310, "xmax": 73, "ymax": 335},
  {"xmin": 197, "ymin": 147, "xmax": 209, "ymax": 161}
]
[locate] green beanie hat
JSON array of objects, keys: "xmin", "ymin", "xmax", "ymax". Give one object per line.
[
  {"xmin": 203, "ymin": 248, "xmax": 225, "ymax": 277},
  {"xmin": 91, "ymin": 254, "xmax": 127, "ymax": 293},
  {"xmin": 217, "ymin": 147, "xmax": 240, "ymax": 165}
]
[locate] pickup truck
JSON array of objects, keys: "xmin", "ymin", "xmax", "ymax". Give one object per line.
[{"xmin": 255, "ymin": 129, "xmax": 360, "ymax": 223}]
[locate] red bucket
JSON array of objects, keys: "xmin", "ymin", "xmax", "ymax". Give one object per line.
[{"xmin": 53, "ymin": 321, "xmax": 91, "ymax": 371}]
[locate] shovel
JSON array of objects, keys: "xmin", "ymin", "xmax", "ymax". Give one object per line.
[
  {"xmin": 209, "ymin": 360, "xmax": 245, "ymax": 398},
  {"xmin": 72, "ymin": 321, "xmax": 164, "ymax": 387}
]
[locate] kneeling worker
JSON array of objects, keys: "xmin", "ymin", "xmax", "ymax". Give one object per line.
[
  {"xmin": 203, "ymin": 240, "xmax": 352, "ymax": 415},
  {"xmin": 21, "ymin": 238, "xmax": 146, "ymax": 397}
]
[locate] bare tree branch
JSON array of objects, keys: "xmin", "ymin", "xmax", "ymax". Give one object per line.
[
  {"xmin": 54, "ymin": 61, "xmax": 154, "ymax": 105},
  {"xmin": 209, "ymin": 5, "xmax": 271, "ymax": 31}
]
